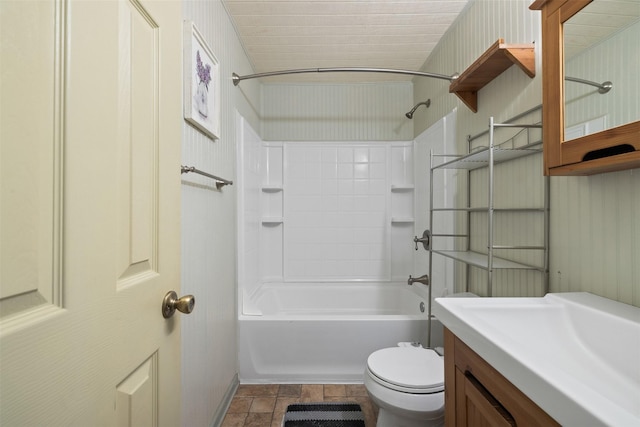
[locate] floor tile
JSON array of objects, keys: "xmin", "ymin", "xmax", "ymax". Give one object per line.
[
  {"xmin": 249, "ymin": 396, "xmax": 276, "ymax": 413},
  {"xmin": 323, "ymin": 384, "xmax": 346, "ymax": 397},
  {"xmin": 273, "ymin": 397, "xmax": 300, "ymax": 414},
  {"xmin": 244, "ymin": 412, "xmax": 272, "ymax": 427},
  {"xmin": 225, "ymin": 384, "xmax": 378, "ymax": 427},
  {"xmin": 300, "ymin": 384, "xmax": 324, "ymax": 401},
  {"xmin": 346, "ymin": 384, "xmax": 369, "ymax": 397},
  {"xmin": 278, "ymin": 384, "xmax": 302, "ymax": 397},
  {"xmin": 220, "ymin": 412, "xmax": 247, "ymax": 427},
  {"xmin": 236, "ymin": 384, "xmax": 279, "ymax": 397},
  {"xmin": 227, "ymin": 396, "xmax": 252, "ymax": 413}
]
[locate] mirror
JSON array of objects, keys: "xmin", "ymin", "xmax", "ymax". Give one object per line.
[
  {"xmin": 531, "ymin": 0, "xmax": 640, "ymax": 175},
  {"xmin": 563, "ymin": 0, "xmax": 640, "ymax": 140}
]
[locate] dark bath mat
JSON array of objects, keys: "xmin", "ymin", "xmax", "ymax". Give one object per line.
[{"xmin": 282, "ymin": 402, "xmax": 365, "ymax": 427}]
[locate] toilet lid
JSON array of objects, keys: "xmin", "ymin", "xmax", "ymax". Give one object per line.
[{"xmin": 367, "ymin": 347, "xmax": 444, "ymax": 393}]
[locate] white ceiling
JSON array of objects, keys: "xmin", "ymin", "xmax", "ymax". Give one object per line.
[
  {"xmin": 222, "ymin": 0, "xmax": 470, "ymax": 83},
  {"xmin": 564, "ymin": 0, "xmax": 640, "ymax": 60},
  {"xmin": 223, "ymin": 0, "xmax": 639, "ymax": 84}
]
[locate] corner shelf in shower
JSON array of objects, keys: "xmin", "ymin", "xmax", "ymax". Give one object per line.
[
  {"xmin": 450, "ymin": 38, "xmax": 536, "ymax": 113},
  {"xmin": 391, "ymin": 184, "xmax": 414, "ymax": 224},
  {"xmin": 261, "ymin": 185, "xmax": 283, "ymax": 224},
  {"xmin": 391, "ymin": 185, "xmax": 414, "ymax": 191},
  {"xmin": 261, "ymin": 217, "xmax": 283, "ymax": 225},
  {"xmin": 391, "ymin": 217, "xmax": 415, "ymax": 223}
]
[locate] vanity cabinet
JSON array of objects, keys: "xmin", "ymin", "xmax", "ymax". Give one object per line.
[{"xmin": 444, "ymin": 328, "xmax": 559, "ymax": 427}]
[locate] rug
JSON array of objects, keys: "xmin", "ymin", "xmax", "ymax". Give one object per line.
[{"xmin": 282, "ymin": 402, "xmax": 366, "ymax": 427}]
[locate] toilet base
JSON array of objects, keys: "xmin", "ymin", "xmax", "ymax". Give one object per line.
[{"xmin": 376, "ymin": 407, "xmax": 444, "ymax": 427}]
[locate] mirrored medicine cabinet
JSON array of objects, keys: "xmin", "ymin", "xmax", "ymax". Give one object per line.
[{"xmin": 530, "ymin": 0, "xmax": 640, "ymax": 175}]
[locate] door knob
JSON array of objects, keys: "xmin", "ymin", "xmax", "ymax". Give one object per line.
[{"xmin": 162, "ymin": 291, "xmax": 195, "ymax": 318}]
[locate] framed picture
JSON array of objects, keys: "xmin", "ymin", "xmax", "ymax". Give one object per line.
[{"xmin": 183, "ymin": 21, "xmax": 220, "ymax": 140}]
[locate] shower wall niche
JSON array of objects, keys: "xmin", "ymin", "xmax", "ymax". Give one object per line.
[
  {"xmin": 260, "ymin": 143, "xmax": 284, "ymax": 282},
  {"xmin": 238, "ymin": 116, "xmax": 417, "ymax": 296}
]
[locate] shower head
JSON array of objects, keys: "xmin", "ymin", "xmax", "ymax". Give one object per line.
[{"xmin": 405, "ymin": 99, "xmax": 431, "ymax": 119}]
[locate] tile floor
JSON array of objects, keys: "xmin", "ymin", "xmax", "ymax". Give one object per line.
[{"xmin": 221, "ymin": 384, "xmax": 379, "ymax": 427}]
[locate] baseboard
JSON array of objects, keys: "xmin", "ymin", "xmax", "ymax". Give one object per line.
[{"xmin": 210, "ymin": 373, "xmax": 239, "ymax": 427}]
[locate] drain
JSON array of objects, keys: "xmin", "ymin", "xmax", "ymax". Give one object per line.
[{"xmin": 419, "ymin": 301, "xmax": 425, "ymax": 313}]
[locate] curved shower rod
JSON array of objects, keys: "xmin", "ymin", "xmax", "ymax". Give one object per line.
[
  {"xmin": 232, "ymin": 68, "xmax": 459, "ymax": 86},
  {"xmin": 565, "ymin": 76, "xmax": 612, "ymax": 94}
]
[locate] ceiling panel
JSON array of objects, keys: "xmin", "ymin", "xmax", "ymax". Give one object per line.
[
  {"xmin": 222, "ymin": 0, "xmax": 470, "ymax": 83},
  {"xmin": 224, "ymin": 0, "xmax": 639, "ymax": 84},
  {"xmin": 564, "ymin": 0, "xmax": 639, "ymax": 59}
]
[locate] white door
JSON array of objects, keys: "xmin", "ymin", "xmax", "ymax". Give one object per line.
[{"xmin": 0, "ymin": 0, "xmax": 184, "ymax": 425}]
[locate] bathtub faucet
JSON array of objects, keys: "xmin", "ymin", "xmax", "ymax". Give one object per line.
[{"xmin": 407, "ymin": 274, "xmax": 429, "ymax": 286}]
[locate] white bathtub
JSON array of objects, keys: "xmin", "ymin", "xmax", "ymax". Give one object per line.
[{"xmin": 238, "ymin": 282, "xmax": 443, "ymax": 383}]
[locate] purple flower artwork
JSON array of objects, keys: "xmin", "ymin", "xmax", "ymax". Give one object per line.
[
  {"xmin": 194, "ymin": 50, "xmax": 212, "ymax": 119},
  {"xmin": 196, "ymin": 51, "xmax": 211, "ymax": 89},
  {"xmin": 184, "ymin": 22, "xmax": 219, "ymax": 140}
]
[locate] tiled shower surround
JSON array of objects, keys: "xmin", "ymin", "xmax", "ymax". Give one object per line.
[
  {"xmin": 239, "ymin": 125, "xmax": 416, "ymax": 293},
  {"xmin": 285, "ymin": 144, "xmax": 393, "ymax": 280}
]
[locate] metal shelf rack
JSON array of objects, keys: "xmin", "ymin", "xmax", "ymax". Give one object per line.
[{"xmin": 428, "ymin": 117, "xmax": 549, "ymax": 296}]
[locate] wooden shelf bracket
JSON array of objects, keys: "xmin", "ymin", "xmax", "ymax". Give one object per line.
[{"xmin": 450, "ymin": 39, "xmax": 536, "ymax": 112}]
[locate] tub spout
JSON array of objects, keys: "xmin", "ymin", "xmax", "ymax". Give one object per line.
[{"xmin": 408, "ymin": 274, "xmax": 429, "ymax": 286}]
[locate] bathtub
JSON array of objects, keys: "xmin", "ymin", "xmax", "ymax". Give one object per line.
[{"xmin": 238, "ymin": 282, "xmax": 444, "ymax": 383}]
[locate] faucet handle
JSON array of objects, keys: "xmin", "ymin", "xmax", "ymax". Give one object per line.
[
  {"xmin": 407, "ymin": 274, "xmax": 429, "ymax": 286},
  {"xmin": 413, "ymin": 230, "xmax": 431, "ymax": 251}
]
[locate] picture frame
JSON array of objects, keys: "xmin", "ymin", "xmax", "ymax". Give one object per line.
[{"xmin": 183, "ymin": 21, "xmax": 220, "ymax": 140}]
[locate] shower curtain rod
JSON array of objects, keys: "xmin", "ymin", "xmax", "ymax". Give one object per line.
[
  {"xmin": 466, "ymin": 76, "xmax": 613, "ymax": 142},
  {"xmin": 565, "ymin": 76, "xmax": 612, "ymax": 94},
  {"xmin": 232, "ymin": 69, "xmax": 611, "ymax": 95},
  {"xmin": 232, "ymin": 68, "xmax": 459, "ymax": 86}
]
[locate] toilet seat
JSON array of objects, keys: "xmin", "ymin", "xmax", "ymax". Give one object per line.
[{"xmin": 367, "ymin": 347, "xmax": 444, "ymax": 394}]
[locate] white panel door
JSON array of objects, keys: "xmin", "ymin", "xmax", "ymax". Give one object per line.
[{"xmin": 0, "ymin": 0, "xmax": 183, "ymax": 425}]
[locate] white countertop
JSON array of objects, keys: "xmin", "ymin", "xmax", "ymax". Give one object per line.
[{"xmin": 433, "ymin": 292, "xmax": 640, "ymax": 426}]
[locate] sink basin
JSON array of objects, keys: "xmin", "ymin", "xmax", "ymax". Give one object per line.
[{"xmin": 434, "ymin": 292, "xmax": 640, "ymax": 426}]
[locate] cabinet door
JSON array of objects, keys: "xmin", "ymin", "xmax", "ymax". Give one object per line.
[
  {"xmin": 456, "ymin": 368, "xmax": 515, "ymax": 427},
  {"xmin": 444, "ymin": 328, "xmax": 561, "ymax": 427}
]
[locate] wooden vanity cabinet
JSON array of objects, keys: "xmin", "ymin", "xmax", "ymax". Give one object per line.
[{"xmin": 444, "ymin": 328, "xmax": 559, "ymax": 427}]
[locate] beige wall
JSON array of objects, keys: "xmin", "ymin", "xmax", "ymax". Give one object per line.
[
  {"xmin": 185, "ymin": 7, "xmax": 639, "ymax": 425},
  {"xmin": 262, "ymin": 82, "xmax": 414, "ymax": 141},
  {"xmin": 412, "ymin": 0, "xmax": 639, "ymax": 306},
  {"xmin": 180, "ymin": 1, "xmax": 260, "ymax": 425}
]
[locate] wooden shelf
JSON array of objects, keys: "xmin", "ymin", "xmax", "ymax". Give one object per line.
[{"xmin": 449, "ymin": 39, "xmax": 535, "ymax": 112}]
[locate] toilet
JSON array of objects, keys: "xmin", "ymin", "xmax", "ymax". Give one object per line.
[
  {"xmin": 364, "ymin": 293, "xmax": 476, "ymax": 426},
  {"xmin": 364, "ymin": 346, "xmax": 444, "ymax": 427}
]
